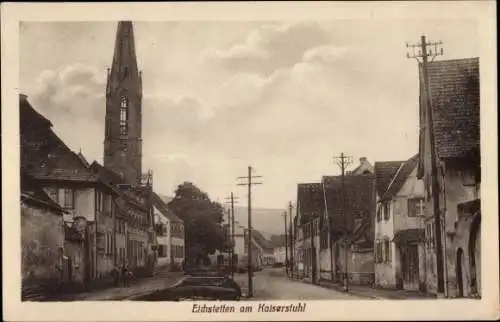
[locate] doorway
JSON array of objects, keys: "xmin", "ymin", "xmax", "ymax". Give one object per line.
[
  {"xmin": 402, "ymin": 244, "xmax": 419, "ymax": 290},
  {"xmin": 456, "ymin": 248, "xmax": 464, "ymax": 297}
]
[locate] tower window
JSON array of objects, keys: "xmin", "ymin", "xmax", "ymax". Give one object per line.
[{"xmin": 120, "ymin": 96, "xmax": 128, "ymax": 136}]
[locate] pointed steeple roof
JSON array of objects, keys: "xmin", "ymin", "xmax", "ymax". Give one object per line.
[{"xmin": 110, "ymin": 21, "xmax": 139, "ymax": 81}]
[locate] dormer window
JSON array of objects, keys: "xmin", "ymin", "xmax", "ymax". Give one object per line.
[{"xmin": 120, "ymin": 96, "xmax": 128, "ymax": 136}]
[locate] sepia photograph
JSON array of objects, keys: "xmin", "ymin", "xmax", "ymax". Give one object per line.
[{"xmin": 2, "ymin": 1, "xmax": 498, "ymax": 321}]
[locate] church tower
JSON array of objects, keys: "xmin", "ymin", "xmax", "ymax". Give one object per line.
[{"xmin": 104, "ymin": 21, "xmax": 143, "ymax": 184}]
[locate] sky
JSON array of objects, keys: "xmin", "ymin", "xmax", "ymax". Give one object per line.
[{"xmin": 20, "ymin": 19, "xmax": 480, "ymax": 217}]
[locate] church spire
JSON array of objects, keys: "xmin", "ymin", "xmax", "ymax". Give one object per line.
[
  {"xmin": 104, "ymin": 21, "xmax": 143, "ymax": 185},
  {"xmin": 110, "ymin": 21, "xmax": 139, "ymax": 82}
]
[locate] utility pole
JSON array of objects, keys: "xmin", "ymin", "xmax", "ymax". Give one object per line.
[
  {"xmin": 406, "ymin": 35, "xmax": 445, "ymax": 297},
  {"xmin": 225, "ymin": 193, "xmax": 239, "ymax": 277},
  {"xmin": 282, "ymin": 211, "xmax": 289, "ymax": 276},
  {"xmin": 322, "ymin": 178, "xmax": 335, "ymax": 282},
  {"xmin": 334, "ymin": 152, "xmax": 353, "ymax": 292},
  {"xmin": 288, "ymin": 201, "xmax": 294, "ymax": 279},
  {"xmin": 237, "ymin": 166, "xmax": 262, "ymax": 297}
]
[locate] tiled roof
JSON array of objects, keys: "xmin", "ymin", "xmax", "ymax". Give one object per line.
[
  {"xmin": 20, "ymin": 94, "xmax": 52, "ymax": 129},
  {"xmin": 76, "ymin": 151, "xmax": 90, "ymax": 168},
  {"xmin": 269, "ymin": 234, "xmax": 287, "ymax": 248},
  {"xmin": 374, "ymin": 161, "xmax": 404, "ymax": 197},
  {"xmin": 20, "ymin": 170, "xmax": 65, "ymax": 213},
  {"xmin": 151, "ymin": 192, "xmax": 183, "ymax": 223},
  {"xmin": 89, "ymin": 161, "xmax": 126, "ymax": 186},
  {"xmin": 252, "ymin": 229, "xmax": 273, "ymax": 250},
  {"xmin": 382, "ymin": 154, "xmax": 419, "ymax": 200},
  {"xmin": 322, "ymin": 174, "xmax": 376, "ymax": 236},
  {"xmin": 20, "ymin": 97, "xmax": 98, "ymax": 183},
  {"xmin": 27, "ymin": 130, "xmax": 98, "ymax": 182},
  {"xmin": 296, "ymin": 183, "xmax": 324, "ymax": 225},
  {"xmin": 423, "ymin": 58, "xmax": 480, "ymax": 159}
]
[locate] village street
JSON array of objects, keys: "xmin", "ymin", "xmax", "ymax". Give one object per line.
[
  {"xmin": 233, "ymin": 269, "xmax": 364, "ymax": 300},
  {"xmin": 51, "ymin": 268, "xmax": 364, "ymax": 301}
]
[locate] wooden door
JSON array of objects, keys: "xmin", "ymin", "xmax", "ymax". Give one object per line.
[{"xmin": 402, "ymin": 244, "xmax": 419, "ymax": 290}]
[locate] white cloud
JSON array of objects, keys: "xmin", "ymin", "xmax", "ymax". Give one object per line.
[{"xmin": 203, "ymin": 21, "xmax": 334, "ymax": 76}]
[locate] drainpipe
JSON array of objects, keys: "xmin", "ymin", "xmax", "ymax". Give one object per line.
[{"xmin": 440, "ymin": 162, "xmax": 449, "ymax": 297}]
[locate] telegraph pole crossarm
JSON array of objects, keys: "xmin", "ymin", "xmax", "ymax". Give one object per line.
[
  {"xmin": 333, "ymin": 152, "xmax": 353, "ymax": 292},
  {"xmin": 236, "ymin": 166, "xmax": 263, "ymax": 298}
]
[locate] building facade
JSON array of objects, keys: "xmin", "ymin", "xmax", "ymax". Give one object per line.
[
  {"xmin": 322, "ymin": 161, "xmax": 376, "ymax": 286},
  {"xmin": 417, "ymin": 58, "xmax": 481, "ymax": 298},
  {"xmin": 21, "ymin": 171, "xmax": 66, "ymax": 300},
  {"xmin": 152, "ymin": 193, "xmax": 185, "ymax": 269},
  {"xmin": 20, "ymin": 95, "xmax": 118, "ymax": 290},
  {"xmin": 374, "ymin": 155, "xmax": 426, "ymax": 291}
]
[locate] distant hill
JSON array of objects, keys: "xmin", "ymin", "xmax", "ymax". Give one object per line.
[{"xmin": 159, "ymin": 195, "xmax": 285, "ymax": 237}]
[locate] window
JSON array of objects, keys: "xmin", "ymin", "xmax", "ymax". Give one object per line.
[
  {"xmin": 96, "ymin": 191, "xmax": 104, "ymax": 212},
  {"xmin": 375, "ymin": 240, "xmax": 381, "ymax": 263},
  {"xmin": 158, "ymin": 245, "xmax": 166, "ymax": 257},
  {"xmin": 426, "ymin": 221, "xmax": 435, "ymax": 248},
  {"xmin": 62, "ymin": 188, "xmax": 74, "ymax": 209},
  {"xmin": 408, "ymin": 198, "xmax": 425, "ymax": 217},
  {"xmin": 119, "ymin": 96, "xmax": 128, "ymax": 136},
  {"xmin": 384, "ymin": 240, "xmax": 392, "ymax": 263},
  {"xmin": 383, "ymin": 202, "xmax": 390, "ymax": 221}
]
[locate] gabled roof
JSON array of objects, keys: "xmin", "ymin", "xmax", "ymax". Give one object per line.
[
  {"xmin": 20, "ymin": 96, "xmax": 99, "ymax": 183},
  {"xmin": 374, "ymin": 161, "xmax": 404, "ymax": 197},
  {"xmin": 20, "ymin": 94, "xmax": 52, "ymax": 129},
  {"xmin": 20, "ymin": 170, "xmax": 66, "ymax": 214},
  {"xmin": 422, "ymin": 58, "xmax": 480, "ymax": 159},
  {"xmin": 269, "ymin": 234, "xmax": 289, "ymax": 248},
  {"xmin": 322, "ymin": 173, "xmax": 376, "ymax": 236},
  {"xmin": 151, "ymin": 192, "xmax": 183, "ymax": 223},
  {"xmin": 76, "ymin": 151, "xmax": 90, "ymax": 168},
  {"xmin": 89, "ymin": 161, "xmax": 126, "ymax": 186},
  {"xmin": 382, "ymin": 154, "xmax": 419, "ymax": 200},
  {"xmin": 296, "ymin": 183, "xmax": 324, "ymax": 225},
  {"xmin": 251, "ymin": 229, "xmax": 273, "ymax": 251},
  {"xmin": 28, "ymin": 130, "xmax": 98, "ymax": 183}
]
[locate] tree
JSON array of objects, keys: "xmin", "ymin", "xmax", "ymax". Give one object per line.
[{"xmin": 168, "ymin": 182, "xmax": 230, "ymax": 265}]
